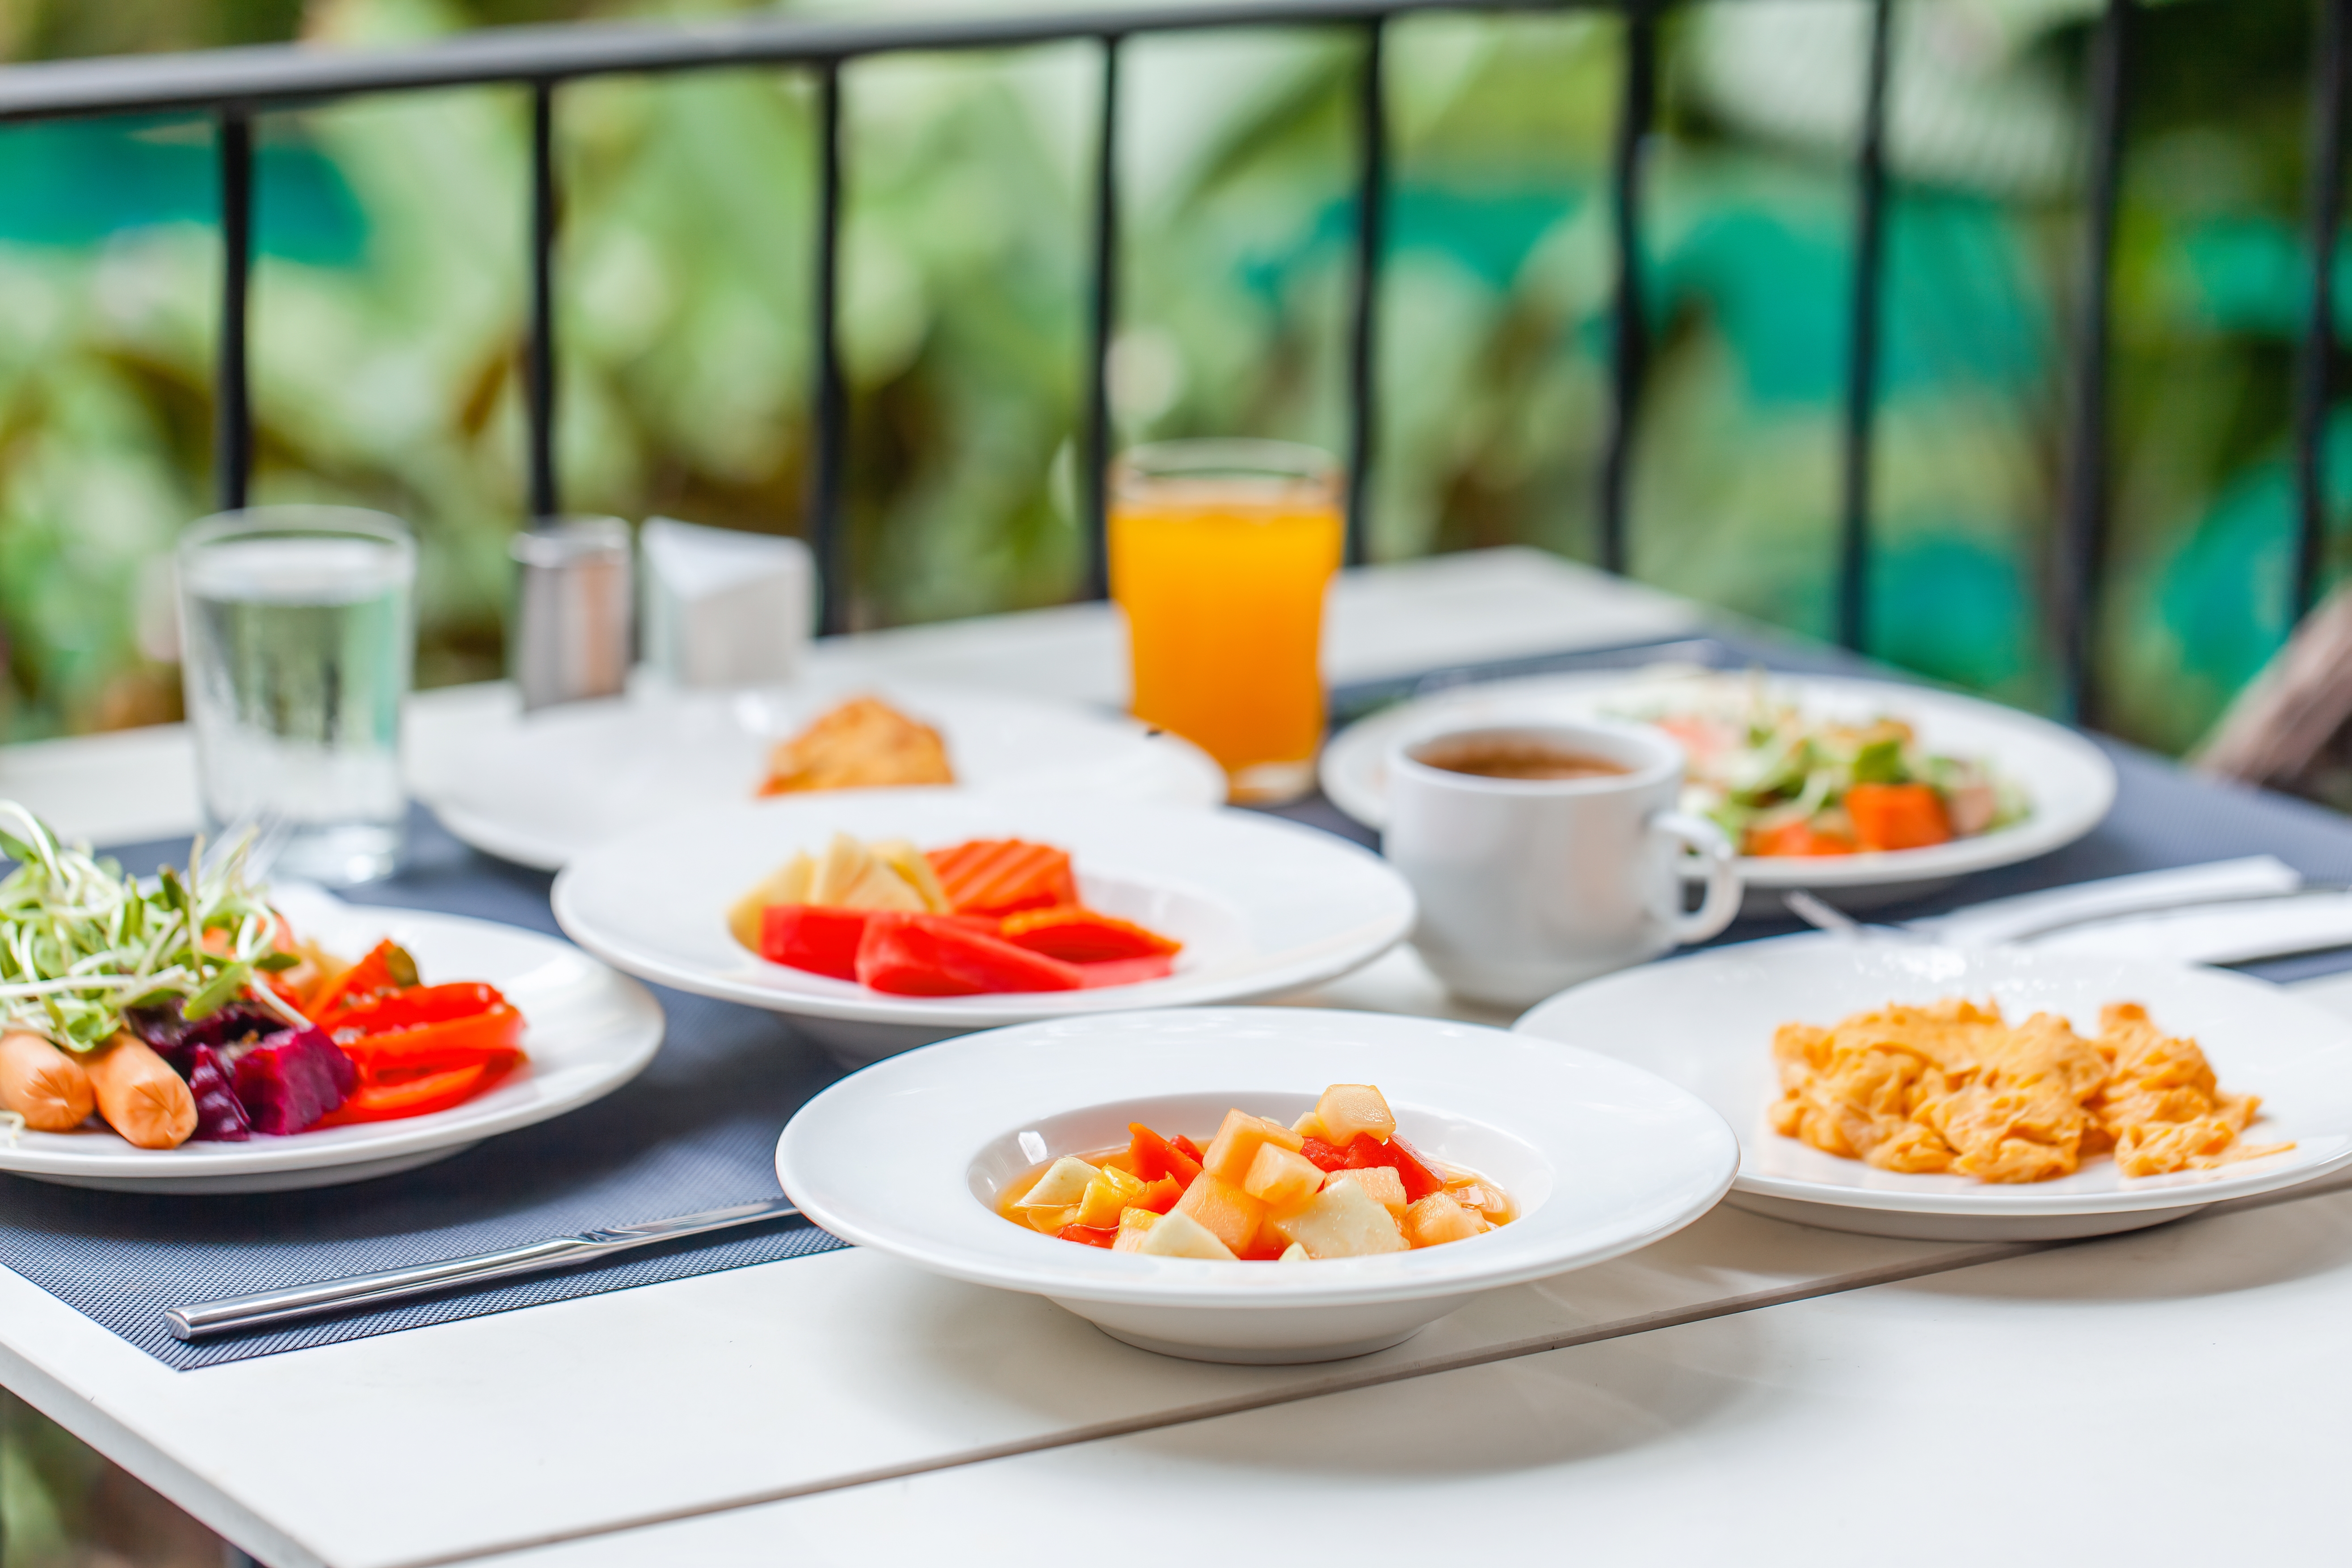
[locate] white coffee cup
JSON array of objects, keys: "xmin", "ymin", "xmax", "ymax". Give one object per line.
[{"xmin": 1383, "ymin": 719, "xmax": 1742, "ymax": 1007}]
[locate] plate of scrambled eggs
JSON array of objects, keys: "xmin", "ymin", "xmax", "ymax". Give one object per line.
[{"xmin": 1513, "ymin": 933, "xmax": 2352, "ymax": 1239}]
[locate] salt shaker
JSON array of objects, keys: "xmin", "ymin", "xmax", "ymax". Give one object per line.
[{"xmin": 511, "ymin": 516, "xmax": 633, "ymax": 711}]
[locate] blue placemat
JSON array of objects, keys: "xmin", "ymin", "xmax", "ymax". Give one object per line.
[
  {"xmin": 16, "ymin": 627, "xmax": 2352, "ymax": 1371},
  {"xmin": 0, "ymin": 812, "xmax": 853, "ymax": 1370}
]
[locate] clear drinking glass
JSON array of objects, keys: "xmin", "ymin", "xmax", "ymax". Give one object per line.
[
  {"xmin": 177, "ymin": 505, "xmax": 417, "ymax": 886},
  {"xmin": 1109, "ymin": 441, "xmax": 1343, "ymax": 804}
]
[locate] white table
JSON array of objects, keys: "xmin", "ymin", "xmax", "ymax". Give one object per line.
[{"xmin": 1, "ymin": 547, "xmax": 2341, "ymax": 1566}]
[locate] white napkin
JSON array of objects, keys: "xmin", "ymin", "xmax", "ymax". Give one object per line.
[
  {"xmin": 639, "ymin": 516, "xmax": 813, "ymax": 689},
  {"xmin": 2027, "ymin": 892, "xmax": 2352, "ymax": 965},
  {"xmin": 1911, "ymin": 857, "xmax": 2304, "ymax": 948}
]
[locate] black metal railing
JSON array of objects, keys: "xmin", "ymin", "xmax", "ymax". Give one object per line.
[{"xmin": 0, "ymin": 0, "xmax": 2342, "ymax": 722}]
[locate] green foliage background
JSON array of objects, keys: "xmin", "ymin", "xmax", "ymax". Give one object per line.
[{"xmin": 0, "ymin": 0, "xmax": 2340, "ymax": 761}]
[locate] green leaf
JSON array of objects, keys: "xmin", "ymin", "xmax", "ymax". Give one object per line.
[
  {"xmin": 1852, "ymin": 736, "xmax": 1906, "ymax": 786},
  {"xmin": 252, "ymin": 950, "xmax": 302, "ymax": 972},
  {"xmin": 181, "ymin": 962, "xmax": 252, "ymax": 1021}
]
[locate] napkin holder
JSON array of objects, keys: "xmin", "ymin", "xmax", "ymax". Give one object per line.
[{"xmin": 640, "ymin": 516, "xmax": 813, "ymax": 689}]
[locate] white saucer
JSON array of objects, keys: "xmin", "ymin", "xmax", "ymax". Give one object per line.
[
  {"xmin": 1, "ymin": 886, "xmax": 665, "ymax": 1194},
  {"xmin": 419, "ymin": 680, "xmax": 1228, "ymax": 871},
  {"xmin": 774, "ymin": 1007, "xmax": 1738, "ymax": 1362},
  {"xmin": 1322, "ymin": 668, "xmax": 2117, "ymax": 909},
  {"xmin": 551, "ymin": 789, "xmax": 1416, "ymax": 1064},
  {"xmin": 1514, "ymin": 933, "xmax": 2352, "ymax": 1239}
]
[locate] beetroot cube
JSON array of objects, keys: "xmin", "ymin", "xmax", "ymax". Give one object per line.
[{"xmin": 231, "ymin": 1026, "xmax": 358, "ymax": 1135}]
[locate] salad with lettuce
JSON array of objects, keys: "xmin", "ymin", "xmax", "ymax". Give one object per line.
[{"xmin": 1635, "ymin": 677, "xmax": 2028, "ymax": 858}]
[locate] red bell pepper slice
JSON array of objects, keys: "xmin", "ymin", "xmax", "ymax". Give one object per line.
[
  {"xmin": 327, "ymin": 982, "xmax": 506, "ymax": 1037},
  {"xmin": 336, "ymin": 1005, "xmax": 526, "ymax": 1078},
  {"xmin": 312, "ymin": 1058, "xmax": 515, "ymax": 1126},
  {"xmin": 1341, "ymin": 1133, "xmax": 1444, "ymax": 1201},
  {"xmin": 1134, "ymin": 1176, "xmax": 1184, "ymax": 1214},
  {"xmin": 310, "ymin": 939, "xmax": 421, "ymax": 1025},
  {"xmin": 997, "ymin": 905, "xmax": 1182, "ymax": 963},
  {"xmin": 1056, "ymin": 1223, "xmax": 1119, "ymax": 1249},
  {"xmin": 1170, "ymin": 1134, "xmax": 1205, "ymax": 1164},
  {"xmin": 1073, "ymin": 954, "xmax": 1175, "ymax": 988},
  {"xmin": 1298, "ymin": 1135, "xmax": 1349, "ymax": 1173},
  {"xmin": 855, "ymin": 913, "xmax": 1085, "ymax": 996},
  {"xmin": 1127, "ymin": 1123, "xmax": 1203, "ymax": 1186}
]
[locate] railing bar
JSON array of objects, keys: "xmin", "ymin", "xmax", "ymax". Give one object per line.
[
  {"xmin": 2296, "ymin": 0, "xmax": 2349, "ymax": 618},
  {"xmin": 1597, "ymin": 1, "xmax": 1655, "ymax": 577},
  {"xmin": 213, "ymin": 106, "xmax": 253, "ymax": 513},
  {"xmin": 527, "ymin": 81, "xmax": 559, "ymax": 521},
  {"xmin": 1344, "ymin": 16, "xmax": 1385, "ymax": 568},
  {"xmin": 2056, "ymin": 0, "xmax": 2129, "ymax": 725},
  {"xmin": 1834, "ymin": 0, "xmax": 1893, "ymax": 652},
  {"xmin": 1081, "ymin": 36, "xmax": 1122, "ymax": 602},
  {"xmin": 811, "ymin": 61, "xmax": 849, "ymax": 636},
  {"xmin": 0, "ymin": 0, "xmax": 1634, "ymax": 124}
]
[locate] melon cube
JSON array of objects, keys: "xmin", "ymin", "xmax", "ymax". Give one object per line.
[
  {"xmin": 1137, "ymin": 1209, "xmax": 1238, "ymax": 1260},
  {"xmin": 1324, "ymin": 1165, "xmax": 1407, "ymax": 1216},
  {"xmin": 1073, "ymin": 1164, "xmax": 1147, "ymax": 1229},
  {"xmin": 1315, "ymin": 1084, "xmax": 1397, "ymax": 1147},
  {"xmin": 1402, "ymin": 1191, "xmax": 1489, "ymax": 1249},
  {"xmin": 1111, "ymin": 1207, "xmax": 1160, "ymax": 1253},
  {"xmin": 1291, "ymin": 1110, "xmax": 1330, "ymax": 1141},
  {"xmin": 1278, "ymin": 1243, "xmax": 1309, "ymax": 1262},
  {"xmin": 1242, "ymin": 1143, "xmax": 1326, "ymax": 1213},
  {"xmin": 1265, "ymin": 1178, "xmax": 1409, "ymax": 1259},
  {"xmin": 1173, "ymin": 1173, "xmax": 1267, "ymax": 1256},
  {"xmin": 1017, "ymin": 1156, "xmax": 1100, "ymax": 1209},
  {"xmin": 1200, "ymin": 1109, "xmax": 1305, "ymax": 1185}
]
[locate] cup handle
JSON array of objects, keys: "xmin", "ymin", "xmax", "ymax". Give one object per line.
[{"xmin": 1654, "ymin": 810, "xmax": 1742, "ymax": 946}]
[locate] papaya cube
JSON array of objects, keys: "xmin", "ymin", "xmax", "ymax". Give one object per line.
[
  {"xmin": 1241, "ymin": 1143, "xmax": 1325, "ymax": 1213},
  {"xmin": 1111, "ymin": 1207, "xmax": 1160, "ymax": 1253},
  {"xmin": 1315, "ymin": 1084, "xmax": 1396, "ymax": 1148},
  {"xmin": 1073, "ymin": 1164, "xmax": 1147, "ymax": 1229},
  {"xmin": 1265, "ymin": 1178, "xmax": 1409, "ymax": 1259},
  {"xmin": 1137, "ymin": 1209, "xmax": 1238, "ymax": 1260},
  {"xmin": 1402, "ymin": 1192, "xmax": 1489, "ymax": 1249},
  {"xmin": 1200, "ymin": 1109, "xmax": 1304, "ymax": 1184},
  {"xmin": 1277, "ymin": 1243, "xmax": 1309, "ymax": 1262},
  {"xmin": 1018, "ymin": 1156, "xmax": 1100, "ymax": 1209},
  {"xmin": 1173, "ymin": 1173, "xmax": 1267, "ymax": 1256},
  {"xmin": 1325, "ymin": 1164, "xmax": 1407, "ymax": 1216}
]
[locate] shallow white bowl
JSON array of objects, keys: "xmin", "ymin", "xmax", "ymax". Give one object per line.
[
  {"xmin": 1, "ymin": 885, "xmax": 665, "ymax": 1194},
  {"xmin": 773, "ymin": 1007, "xmax": 1738, "ymax": 1362},
  {"xmin": 1322, "ymin": 668, "xmax": 2117, "ymax": 910},
  {"xmin": 1514, "ymin": 933, "xmax": 2352, "ymax": 1240},
  {"xmin": 553, "ymin": 790, "xmax": 1416, "ymax": 1065},
  {"xmin": 421, "ymin": 679, "xmax": 1226, "ymax": 871}
]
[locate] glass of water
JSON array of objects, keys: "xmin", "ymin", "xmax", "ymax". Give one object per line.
[{"xmin": 178, "ymin": 505, "xmax": 417, "ymax": 886}]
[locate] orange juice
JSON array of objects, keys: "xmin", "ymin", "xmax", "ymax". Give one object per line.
[{"xmin": 1109, "ymin": 442, "xmax": 1342, "ymax": 803}]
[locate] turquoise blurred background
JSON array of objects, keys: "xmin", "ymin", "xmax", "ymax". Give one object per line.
[{"xmin": 0, "ymin": 0, "xmax": 2339, "ymax": 768}]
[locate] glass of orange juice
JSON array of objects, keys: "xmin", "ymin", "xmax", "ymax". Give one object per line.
[{"xmin": 1109, "ymin": 440, "xmax": 1343, "ymax": 804}]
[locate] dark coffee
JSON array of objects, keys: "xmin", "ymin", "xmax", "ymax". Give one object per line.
[{"xmin": 1418, "ymin": 740, "xmax": 1630, "ymax": 781}]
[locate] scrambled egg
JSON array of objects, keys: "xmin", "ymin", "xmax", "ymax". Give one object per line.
[{"xmin": 1769, "ymin": 998, "xmax": 2283, "ymax": 1183}]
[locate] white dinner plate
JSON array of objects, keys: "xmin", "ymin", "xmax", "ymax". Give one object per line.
[
  {"xmin": 774, "ymin": 1007, "xmax": 1738, "ymax": 1362},
  {"xmin": 1513, "ymin": 933, "xmax": 2352, "ymax": 1239},
  {"xmin": 1321, "ymin": 668, "xmax": 2117, "ymax": 908},
  {"xmin": 419, "ymin": 680, "xmax": 1227, "ymax": 871},
  {"xmin": 551, "ymin": 789, "xmax": 1416, "ymax": 1064},
  {"xmin": 3, "ymin": 885, "xmax": 666, "ymax": 1194}
]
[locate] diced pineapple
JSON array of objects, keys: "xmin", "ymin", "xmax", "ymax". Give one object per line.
[
  {"xmin": 807, "ymin": 832, "xmax": 870, "ymax": 905},
  {"xmin": 1201, "ymin": 1108, "xmax": 1306, "ymax": 1184},
  {"xmin": 1017, "ymin": 1156, "xmax": 1101, "ymax": 1209},
  {"xmin": 1402, "ymin": 1191, "xmax": 1488, "ymax": 1248},
  {"xmin": 1278, "ymin": 1243, "xmax": 1309, "ymax": 1262},
  {"xmin": 1136, "ymin": 1209, "xmax": 1238, "ymax": 1260},
  {"xmin": 1111, "ymin": 1207, "xmax": 1160, "ymax": 1252},
  {"xmin": 1173, "ymin": 1173, "xmax": 1267, "ymax": 1255},
  {"xmin": 1315, "ymin": 1084, "xmax": 1397, "ymax": 1147},
  {"xmin": 1022, "ymin": 1205, "xmax": 1078, "ymax": 1234},
  {"xmin": 1241, "ymin": 1143, "xmax": 1325, "ymax": 1213},
  {"xmin": 725, "ymin": 851, "xmax": 816, "ymax": 949},
  {"xmin": 871, "ymin": 839, "xmax": 951, "ymax": 913},
  {"xmin": 1324, "ymin": 1165, "xmax": 1407, "ymax": 1216},
  {"xmin": 836, "ymin": 858, "xmax": 927, "ymax": 911},
  {"xmin": 1073, "ymin": 1164, "xmax": 1148, "ymax": 1229},
  {"xmin": 1265, "ymin": 1178, "xmax": 1409, "ymax": 1259},
  {"xmin": 1292, "ymin": 1110, "xmax": 1330, "ymax": 1141}
]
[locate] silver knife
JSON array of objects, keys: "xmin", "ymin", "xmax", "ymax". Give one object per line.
[{"xmin": 166, "ymin": 1195, "xmax": 805, "ymax": 1342}]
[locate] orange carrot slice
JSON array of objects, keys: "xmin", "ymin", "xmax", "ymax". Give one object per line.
[{"xmin": 1844, "ymin": 783, "xmax": 1952, "ymax": 852}]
